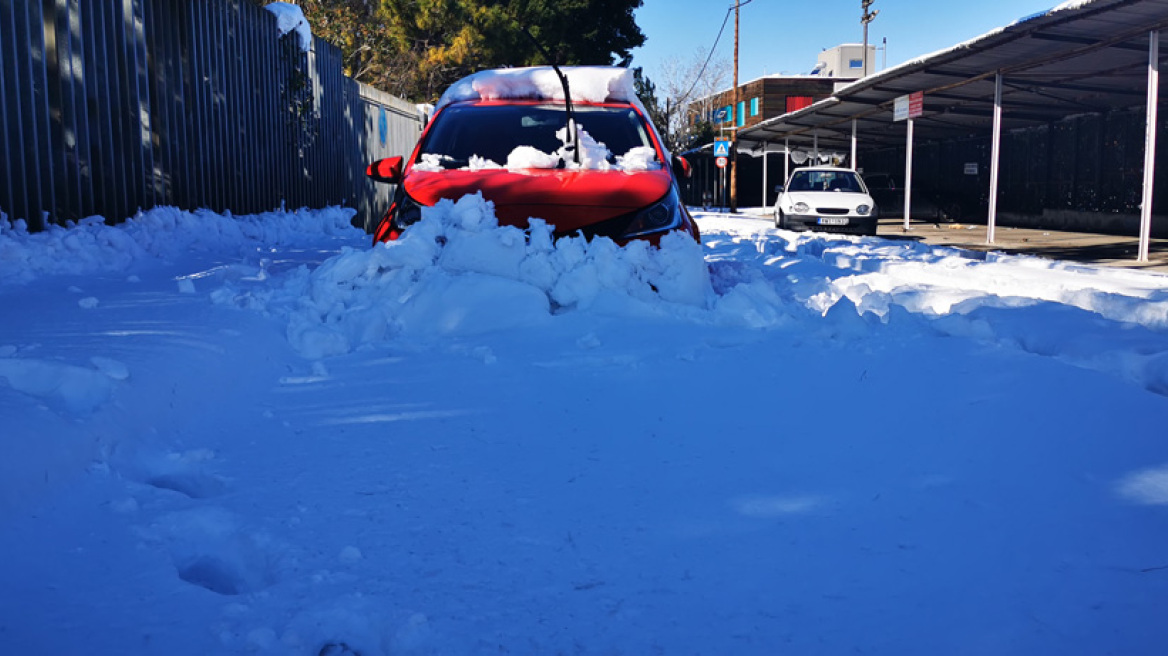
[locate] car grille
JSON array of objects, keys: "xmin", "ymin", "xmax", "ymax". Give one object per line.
[{"xmin": 816, "ymin": 207, "xmax": 849, "ymax": 215}]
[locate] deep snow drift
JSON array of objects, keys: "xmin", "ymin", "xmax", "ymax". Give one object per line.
[{"xmin": 1, "ymin": 201, "xmax": 1167, "ymax": 655}]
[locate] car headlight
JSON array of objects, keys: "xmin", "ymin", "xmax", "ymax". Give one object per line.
[
  {"xmin": 621, "ymin": 186, "xmax": 684, "ymax": 239},
  {"xmin": 394, "ymin": 192, "xmax": 424, "ymax": 228},
  {"xmin": 856, "ymin": 204, "xmax": 871, "ymax": 216},
  {"xmin": 791, "ymin": 202, "xmax": 809, "ymax": 214}
]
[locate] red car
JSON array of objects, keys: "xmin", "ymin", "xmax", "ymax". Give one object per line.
[{"xmin": 366, "ymin": 66, "xmax": 699, "ymax": 245}]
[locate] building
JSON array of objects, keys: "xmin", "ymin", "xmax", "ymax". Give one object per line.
[
  {"xmin": 811, "ymin": 43, "xmax": 878, "ymax": 78},
  {"xmin": 695, "ymin": 75, "xmax": 847, "ymax": 134}
]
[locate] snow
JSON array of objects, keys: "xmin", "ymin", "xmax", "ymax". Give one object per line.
[
  {"xmin": 263, "ymin": 2, "xmax": 313, "ymax": 52},
  {"xmin": 2, "ymin": 201, "xmax": 1168, "ymax": 654},
  {"xmin": 435, "ymin": 66, "xmax": 639, "ymax": 112}
]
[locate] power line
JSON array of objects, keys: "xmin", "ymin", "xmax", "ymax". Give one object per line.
[{"xmin": 679, "ymin": 7, "xmax": 733, "ymax": 103}]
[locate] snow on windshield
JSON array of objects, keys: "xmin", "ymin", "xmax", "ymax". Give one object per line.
[
  {"xmin": 415, "ymin": 103, "xmax": 661, "ymax": 173},
  {"xmin": 413, "ymin": 125, "xmax": 660, "ymax": 173}
]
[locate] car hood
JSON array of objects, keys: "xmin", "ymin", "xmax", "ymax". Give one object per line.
[
  {"xmin": 404, "ymin": 168, "xmax": 672, "ymax": 232},
  {"xmin": 784, "ymin": 191, "xmax": 873, "ymax": 206}
]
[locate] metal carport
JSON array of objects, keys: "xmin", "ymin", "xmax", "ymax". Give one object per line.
[{"xmin": 735, "ymin": 0, "xmax": 1167, "ymax": 261}]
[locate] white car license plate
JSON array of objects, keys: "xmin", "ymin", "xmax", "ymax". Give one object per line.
[{"xmin": 817, "ymin": 217, "xmax": 849, "ymax": 225}]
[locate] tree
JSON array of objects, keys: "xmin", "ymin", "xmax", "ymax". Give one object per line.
[
  {"xmin": 379, "ymin": 0, "xmax": 646, "ymax": 102},
  {"xmin": 255, "ymin": 1, "xmax": 646, "ymax": 103},
  {"xmin": 631, "ymin": 49, "xmax": 731, "ymax": 153},
  {"xmin": 658, "ymin": 47, "xmax": 732, "ymax": 151}
]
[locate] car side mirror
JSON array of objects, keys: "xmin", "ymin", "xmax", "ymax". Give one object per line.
[
  {"xmin": 366, "ymin": 156, "xmax": 403, "ymax": 184},
  {"xmin": 774, "ymin": 185, "xmax": 784, "ymax": 193},
  {"xmin": 672, "ymin": 154, "xmax": 692, "ymax": 179}
]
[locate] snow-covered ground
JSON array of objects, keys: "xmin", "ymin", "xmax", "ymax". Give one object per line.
[{"xmin": 2, "ymin": 201, "xmax": 1167, "ymax": 655}]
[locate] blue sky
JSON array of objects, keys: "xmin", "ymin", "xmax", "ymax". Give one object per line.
[{"xmin": 630, "ymin": 0, "xmax": 1062, "ymax": 83}]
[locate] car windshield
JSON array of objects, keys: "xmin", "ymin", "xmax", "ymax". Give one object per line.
[
  {"xmin": 787, "ymin": 170, "xmax": 864, "ymax": 193},
  {"xmin": 417, "ymin": 103, "xmax": 655, "ymax": 169}
]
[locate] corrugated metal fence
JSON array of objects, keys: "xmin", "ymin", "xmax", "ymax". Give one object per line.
[{"xmin": 0, "ymin": 0, "xmax": 423, "ymax": 231}]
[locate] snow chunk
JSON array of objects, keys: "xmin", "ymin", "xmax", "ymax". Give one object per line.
[
  {"xmin": 264, "ymin": 2, "xmax": 312, "ymax": 52},
  {"xmin": 0, "ymin": 357, "xmax": 117, "ymax": 415},
  {"xmin": 617, "ymin": 146, "xmax": 661, "ymax": 172},
  {"xmin": 431, "ymin": 126, "xmax": 660, "ymax": 173},
  {"xmin": 90, "ymin": 356, "xmax": 130, "ymax": 381}
]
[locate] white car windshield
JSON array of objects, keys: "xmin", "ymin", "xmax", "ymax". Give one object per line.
[{"xmin": 787, "ymin": 170, "xmax": 864, "ymax": 193}]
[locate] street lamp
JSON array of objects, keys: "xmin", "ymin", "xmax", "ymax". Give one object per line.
[{"xmin": 861, "ymin": 1, "xmax": 879, "ymax": 77}]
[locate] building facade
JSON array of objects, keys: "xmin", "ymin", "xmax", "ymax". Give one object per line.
[
  {"xmin": 694, "ymin": 76, "xmax": 848, "ymax": 134},
  {"xmin": 812, "ymin": 44, "xmax": 877, "ymax": 78}
]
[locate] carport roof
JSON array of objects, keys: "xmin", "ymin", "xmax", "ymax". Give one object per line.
[{"xmin": 736, "ymin": 0, "xmax": 1168, "ymax": 153}]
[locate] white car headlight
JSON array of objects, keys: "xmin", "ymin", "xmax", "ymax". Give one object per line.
[
  {"xmin": 792, "ymin": 202, "xmax": 809, "ymax": 214},
  {"xmin": 856, "ymin": 204, "xmax": 871, "ymax": 216}
]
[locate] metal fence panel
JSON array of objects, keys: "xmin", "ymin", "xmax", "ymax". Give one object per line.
[{"xmin": 0, "ymin": 0, "xmax": 425, "ymax": 231}]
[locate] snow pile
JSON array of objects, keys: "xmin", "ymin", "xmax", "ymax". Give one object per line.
[
  {"xmin": 264, "ymin": 2, "xmax": 313, "ymax": 52},
  {"xmin": 436, "ymin": 66, "xmax": 637, "ymax": 111},
  {"xmin": 212, "ymin": 193, "xmax": 712, "ymax": 359},
  {"xmin": 698, "ymin": 214, "xmax": 1168, "ymax": 396},
  {"xmin": 796, "ymin": 241, "xmax": 1168, "ymax": 329},
  {"xmin": 0, "ymin": 206, "xmax": 356, "ymax": 285}
]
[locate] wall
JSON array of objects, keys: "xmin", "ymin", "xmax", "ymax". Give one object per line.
[{"xmin": 0, "ymin": 0, "xmax": 424, "ymax": 231}]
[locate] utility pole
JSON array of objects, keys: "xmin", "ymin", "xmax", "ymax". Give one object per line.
[
  {"xmin": 861, "ymin": 1, "xmax": 879, "ymax": 77},
  {"xmin": 729, "ymin": 0, "xmax": 752, "ymax": 214}
]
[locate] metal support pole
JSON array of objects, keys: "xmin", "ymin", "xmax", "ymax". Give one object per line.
[
  {"xmin": 813, "ymin": 131, "xmax": 819, "ymax": 162},
  {"xmin": 903, "ymin": 117, "xmax": 914, "ymax": 231},
  {"xmin": 729, "ymin": 1, "xmax": 740, "ymax": 213},
  {"xmin": 851, "ymin": 118, "xmax": 858, "ymax": 170},
  {"xmin": 987, "ymin": 72, "xmax": 1003, "ymax": 245},
  {"xmin": 1139, "ymin": 30, "xmax": 1160, "ymax": 262},
  {"xmin": 762, "ymin": 142, "xmax": 768, "ymax": 208},
  {"xmin": 784, "ymin": 137, "xmax": 790, "ymax": 185}
]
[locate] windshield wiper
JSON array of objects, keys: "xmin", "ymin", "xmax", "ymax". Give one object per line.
[{"xmin": 519, "ymin": 27, "xmax": 580, "ymax": 166}]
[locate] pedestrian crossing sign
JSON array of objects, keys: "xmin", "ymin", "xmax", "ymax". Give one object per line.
[{"xmin": 714, "ymin": 140, "xmax": 730, "ymax": 157}]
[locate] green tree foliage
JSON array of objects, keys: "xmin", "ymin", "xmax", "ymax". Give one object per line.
[
  {"xmin": 259, "ymin": 1, "xmax": 646, "ymax": 103},
  {"xmin": 382, "ymin": 0, "xmax": 645, "ymax": 102}
]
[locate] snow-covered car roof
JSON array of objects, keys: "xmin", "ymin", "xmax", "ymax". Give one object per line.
[{"xmin": 434, "ymin": 66, "xmax": 639, "ymax": 112}]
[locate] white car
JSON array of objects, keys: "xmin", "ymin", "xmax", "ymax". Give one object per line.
[{"xmin": 773, "ymin": 167, "xmax": 878, "ymax": 236}]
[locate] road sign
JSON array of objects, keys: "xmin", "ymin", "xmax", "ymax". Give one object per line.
[
  {"xmin": 713, "ymin": 140, "xmax": 731, "ymax": 158},
  {"xmin": 714, "ymin": 108, "xmax": 727, "ymax": 122},
  {"xmin": 715, "ymin": 156, "xmax": 728, "ymax": 169},
  {"xmin": 894, "ymin": 91, "xmax": 924, "ymax": 121}
]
